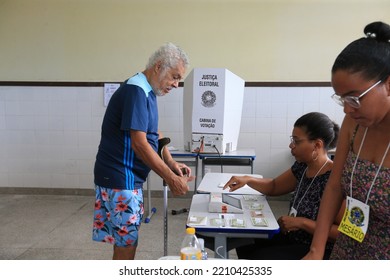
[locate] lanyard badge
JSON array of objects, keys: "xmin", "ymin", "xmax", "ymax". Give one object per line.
[
  {"xmin": 338, "ymin": 196, "xmax": 369, "ymax": 243},
  {"xmin": 339, "ymin": 128, "xmax": 389, "ymax": 243},
  {"xmin": 289, "ymin": 207, "xmax": 297, "ymax": 217}
]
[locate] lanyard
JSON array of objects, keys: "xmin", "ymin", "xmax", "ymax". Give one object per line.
[
  {"xmin": 350, "ymin": 127, "xmax": 390, "ymax": 204},
  {"xmin": 292, "ymin": 159, "xmax": 329, "ymax": 212}
]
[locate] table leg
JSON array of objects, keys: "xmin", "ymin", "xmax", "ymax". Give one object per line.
[
  {"xmin": 202, "ymin": 160, "xmax": 205, "ymax": 179},
  {"xmin": 194, "ymin": 157, "xmax": 199, "ymax": 191},
  {"xmin": 214, "ymin": 234, "xmax": 228, "ymax": 259}
]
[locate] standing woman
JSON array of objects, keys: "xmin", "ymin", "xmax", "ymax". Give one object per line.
[
  {"xmin": 304, "ymin": 21, "xmax": 390, "ymax": 260},
  {"xmin": 224, "ymin": 112, "xmax": 342, "ymax": 259}
]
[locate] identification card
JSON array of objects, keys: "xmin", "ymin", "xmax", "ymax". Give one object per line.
[
  {"xmin": 338, "ymin": 196, "xmax": 369, "ymax": 243},
  {"xmin": 289, "ymin": 207, "xmax": 297, "ymax": 217}
]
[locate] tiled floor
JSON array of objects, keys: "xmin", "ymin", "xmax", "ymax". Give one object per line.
[{"xmin": 0, "ymin": 192, "xmax": 289, "ymax": 260}]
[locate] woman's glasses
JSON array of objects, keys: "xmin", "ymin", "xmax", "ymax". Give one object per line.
[
  {"xmin": 290, "ymin": 136, "xmax": 309, "ymax": 146},
  {"xmin": 331, "ymin": 80, "xmax": 381, "ymax": 109}
]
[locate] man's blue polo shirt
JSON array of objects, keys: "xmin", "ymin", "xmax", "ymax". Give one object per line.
[{"xmin": 94, "ymin": 73, "xmax": 158, "ymax": 190}]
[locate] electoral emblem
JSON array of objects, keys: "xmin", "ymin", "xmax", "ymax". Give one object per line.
[
  {"xmin": 348, "ymin": 206, "xmax": 365, "ymax": 227},
  {"xmin": 201, "ymin": 90, "xmax": 216, "ymax": 107}
]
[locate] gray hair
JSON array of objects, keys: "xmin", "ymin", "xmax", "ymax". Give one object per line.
[{"xmin": 146, "ymin": 42, "xmax": 189, "ymax": 71}]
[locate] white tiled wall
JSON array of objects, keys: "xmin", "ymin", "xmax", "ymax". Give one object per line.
[{"xmin": 0, "ymin": 85, "xmax": 345, "ymax": 191}]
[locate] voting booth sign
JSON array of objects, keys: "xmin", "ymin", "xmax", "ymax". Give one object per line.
[{"xmin": 183, "ymin": 68, "xmax": 244, "ymax": 154}]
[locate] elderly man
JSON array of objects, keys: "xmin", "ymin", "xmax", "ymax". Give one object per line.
[{"xmin": 93, "ymin": 43, "xmax": 193, "ymax": 259}]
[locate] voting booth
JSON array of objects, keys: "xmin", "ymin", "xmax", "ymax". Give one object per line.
[{"xmin": 183, "ymin": 68, "xmax": 245, "ymax": 154}]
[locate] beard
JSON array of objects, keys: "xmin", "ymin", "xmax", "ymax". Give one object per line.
[
  {"xmin": 153, "ymin": 70, "xmax": 169, "ymax": 96},
  {"xmin": 153, "ymin": 86, "xmax": 164, "ymax": 96}
]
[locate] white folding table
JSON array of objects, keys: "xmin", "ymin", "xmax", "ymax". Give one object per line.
[{"xmin": 187, "ymin": 172, "xmax": 279, "ymax": 259}]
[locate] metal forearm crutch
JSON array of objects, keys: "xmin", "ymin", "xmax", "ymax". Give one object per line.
[{"xmin": 158, "ymin": 137, "xmax": 171, "ymax": 256}]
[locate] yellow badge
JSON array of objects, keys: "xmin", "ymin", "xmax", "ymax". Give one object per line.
[{"xmin": 338, "ymin": 196, "xmax": 369, "ymax": 243}]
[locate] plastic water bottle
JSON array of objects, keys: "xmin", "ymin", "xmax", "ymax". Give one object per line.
[
  {"xmin": 180, "ymin": 227, "xmax": 201, "ymax": 260},
  {"xmin": 198, "ymin": 238, "xmax": 208, "ymax": 260}
]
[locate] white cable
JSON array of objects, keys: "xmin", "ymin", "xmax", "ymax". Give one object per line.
[{"xmin": 215, "ymin": 246, "xmax": 226, "ymax": 259}]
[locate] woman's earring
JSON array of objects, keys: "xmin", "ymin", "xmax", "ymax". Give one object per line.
[{"xmin": 312, "ymin": 150, "xmax": 319, "ymax": 161}]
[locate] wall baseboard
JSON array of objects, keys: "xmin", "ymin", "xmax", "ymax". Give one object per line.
[
  {"xmin": 0, "ymin": 187, "xmax": 95, "ymax": 196},
  {"xmin": 0, "ymin": 187, "xmax": 195, "ymax": 199}
]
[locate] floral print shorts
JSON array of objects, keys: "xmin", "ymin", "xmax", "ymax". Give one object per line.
[{"xmin": 92, "ymin": 185, "xmax": 144, "ymax": 247}]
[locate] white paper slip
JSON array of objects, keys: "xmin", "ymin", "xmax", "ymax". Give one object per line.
[
  {"xmin": 251, "ymin": 217, "xmax": 268, "ymax": 227},
  {"xmin": 187, "ymin": 216, "xmax": 207, "ymax": 226},
  {"xmin": 230, "ymin": 218, "xmax": 246, "ymax": 228},
  {"xmin": 247, "ymin": 202, "xmax": 264, "ymax": 210},
  {"xmin": 250, "ymin": 210, "xmax": 264, "ymax": 217},
  {"xmin": 210, "ymin": 218, "xmax": 226, "ymax": 227}
]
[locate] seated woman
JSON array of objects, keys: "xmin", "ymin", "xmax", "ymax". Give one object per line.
[{"xmin": 224, "ymin": 112, "xmax": 345, "ymax": 260}]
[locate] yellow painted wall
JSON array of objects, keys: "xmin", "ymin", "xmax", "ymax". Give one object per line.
[{"xmin": 0, "ymin": 0, "xmax": 389, "ymax": 82}]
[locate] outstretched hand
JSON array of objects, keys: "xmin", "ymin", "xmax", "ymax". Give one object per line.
[{"xmin": 223, "ymin": 175, "xmax": 251, "ymax": 192}]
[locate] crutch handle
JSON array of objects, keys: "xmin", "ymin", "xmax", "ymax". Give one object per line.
[{"xmin": 158, "ymin": 137, "xmax": 171, "ymax": 158}]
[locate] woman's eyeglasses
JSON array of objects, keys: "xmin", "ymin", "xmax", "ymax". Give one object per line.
[
  {"xmin": 331, "ymin": 80, "xmax": 381, "ymax": 109},
  {"xmin": 290, "ymin": 136, "xmax": 309, "ymax": 146}
]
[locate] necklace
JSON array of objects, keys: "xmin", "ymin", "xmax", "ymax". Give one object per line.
[
  {"xmin": 350, "ymin": 127, "xmax": 390, "ymax": 204},
  {"xmin": 292, "ymin": 158, "xmax": 329, "ymax": 212}
]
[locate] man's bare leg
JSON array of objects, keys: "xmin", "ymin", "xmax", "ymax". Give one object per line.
[{"xmin": 113, "ymin": 245, "xmax": 137, "ymax": 260}]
